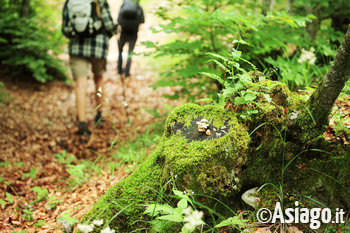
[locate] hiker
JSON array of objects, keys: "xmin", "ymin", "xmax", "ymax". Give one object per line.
[
  {"xmin": 117, "ymin": 0, "xmax": 145, "ymax": 77},
  {"xmin": 62, "ymin": 0, "xmax": 117, "ymax": 136}
]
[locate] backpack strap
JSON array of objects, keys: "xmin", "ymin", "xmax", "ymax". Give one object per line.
[{"xmin": 94, "ymin": 0, "xmax": 101, "ymax": 18}]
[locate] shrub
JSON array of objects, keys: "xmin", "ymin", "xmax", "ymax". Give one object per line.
[{"xmin": 0, "ymin": 1, "xmax": 67, "ymax": 82}]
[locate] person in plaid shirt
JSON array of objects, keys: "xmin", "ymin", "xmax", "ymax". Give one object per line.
[{"xmin": 62, "ymin": 0, "xmax": 116, "ymax": 137}]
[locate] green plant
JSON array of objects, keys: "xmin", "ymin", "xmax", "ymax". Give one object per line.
[
  {"xmin": 145, "ymin": 0, "xmax": 312, "ymax": 101},
  {"xmin": 0, "ymin": 1, "xmax": 67, "ymax": 82},
  {"xmin": 66, "ymin": 164, "xmax": 86, "ymax": 187},
  {"xmin": 32, "ymin": 186, "xmax": 49, "ymax": 203},
  {"xmin": 34, "ymin": 219, "xmax": 45, "ymax": 228},
  {"xmin": 57, "ymin": 210, "xmax": 79, "ymax": 232},
  {"xmin": 113, "ymin": 123, "xmax": 163, "ymax": 164},
  {"xmin": 0, "ymin": 82, "xmax": 9, "ymax": 106},
  {"xmin": 22, "ymin": 206, "xmax": 34, "ymax": 222},
  {"xmin": 144, "ymin": 188, "xmax": 247, "ymax": 232},
  {"xmin": 22, "ymin": 168, "xmax": 38, "ymax": 179},
  {"xmin": 200, "ymin": 48, "xmax": 273, "ymax": 122},
  {"xmin": 54, "ymin": 151, "xmax": 76, "ymax": 165},
  {"xmin": 47, "ymin": 194, "xmax": 62, "ymax": 210}
]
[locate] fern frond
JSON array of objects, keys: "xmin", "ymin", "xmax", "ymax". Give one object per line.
[{"xmin": 201, "ymin": 72, "xmax": 224, "ymax": 84}]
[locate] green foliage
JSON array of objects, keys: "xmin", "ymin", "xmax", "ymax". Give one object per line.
[
  {"xmin": 0, "ymin": 1, "xmax": 67, "ymax": 82},
  {"xmin": 32, "ymin": 186, "xmax": 49, "ymax": 202},
  {"xmin": 22, "ymin": 168, "xmax": 38, "ymax": 179},
  {"xmin": 146, "ymin": 0, "xmax": 314, "ymax": 100},
  {"xmin": 0, "ymin": 82, "xmax": 9, "ymax": 106},
  {"xmin": 144, "ymin": 188, "xmax": 247, "ymax": 232},
  {"xmin": 202, "ymin": 49, "xmax": 274, "ymax": 121},
  {"xmin": 47, "ymin": 194, "xmax": 62, "ymax": 210},
  {"xmin": 66, "ymin": 164, "xmax": 87, "ymax": 187},
  {"xmin": 5, "ymin": 192, "xmax": 14, "ymax": 204},
  {"xmin": 54, "ymin": 151, "xmax": 76, "ymax": 165},
  {"xmin": 112, "ymin": 127, "xmax": 161, "ymax": 164},
  {"xmin": 331, "ymin": 104, "xmax": 350, "ymax": 138},
  {"xmin": 57, "ymin": 210, "xmax": 79, "ymax": 231},
  {"xmin": 22, "ymin": 206, "xmax": 34, "ymax": 222},
  {"xmin": 34, "ymin": 219, "xmax": 45, "ymax": 228}
]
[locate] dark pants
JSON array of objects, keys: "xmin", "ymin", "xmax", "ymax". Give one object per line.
[{"xmin": 118, "ymin": 31, "xmax": 137, "ymax": 76}]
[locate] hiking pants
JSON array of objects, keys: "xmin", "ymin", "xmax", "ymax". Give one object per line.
[{"xmin": 118, "ymin": 31, "xmax": 137, "ymax": 76}]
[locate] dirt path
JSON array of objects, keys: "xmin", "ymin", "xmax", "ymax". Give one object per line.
[{"xmin": 0, "ymin": 1, "xmax": 180, "ymax": 232}]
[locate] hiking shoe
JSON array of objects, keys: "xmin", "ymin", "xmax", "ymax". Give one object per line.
[
  {"xmin": 76, "ymin": 121, "xmax": 91, "ymax": 136},
  {"xmin": 95, "ymin": 111, "xmax": 104, "ymax": 125}
]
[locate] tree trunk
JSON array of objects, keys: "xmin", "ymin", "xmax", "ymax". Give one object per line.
[
  {"xmin": 305, "ymin": 3, "xmax": 320, "ymax": 41},
  {"xmin": 285, "ymin": 0, "xmax": 293, "ymax": 13},
  {"xmin": 20, "ymin": 0, "xmax": 30, "ymax": 18},
  {"xmin": 292, "ymin": 24, "xmax": 350, "ymax": 143},
  {"xmin": 262, "ymin": 0, "xmax": 274, "ymax": 15}
]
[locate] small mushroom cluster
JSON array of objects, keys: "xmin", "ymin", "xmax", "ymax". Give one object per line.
[{"xmin": 196, "ymin": 119, "xmax": 211, "ymax": 136}]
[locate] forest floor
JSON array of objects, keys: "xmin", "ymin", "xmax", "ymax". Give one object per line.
[{"xmin": 1, "ymin": 1, "xmax": 350, "ymax": 233}]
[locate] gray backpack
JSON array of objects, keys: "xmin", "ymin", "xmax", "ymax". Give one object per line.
[{"xmin": 65, "ymin": 0, "xmax": 102, "ymax": 37}]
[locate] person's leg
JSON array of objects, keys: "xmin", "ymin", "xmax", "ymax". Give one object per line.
[
  {"xmin": 70, "ymin": 55, "xmax": 91, "ymax": 136},
  {"xmin": 76, "ymin": 76, "xmax": 88, "ymax": 122},
  {"xmin": 91, "ymin": 58, "xmax": 107, "ymax": 124},
  {"xmin": 125, "ymin": 33, "xmax": 137, "ymax": 77},
  {"xmin": 118, "ymin": 32, "xmax": 127, "ymax": 74}
]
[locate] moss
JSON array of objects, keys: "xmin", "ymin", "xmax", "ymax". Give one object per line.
[
  {"xmin": 82, "ymin": 82, "xmax": 349, "ymax": 232},
  {"xmin": 162, "ymin": 104, "xmax": 250, "ymax": 200},
  {"xmin": 252, "ymin": 80, "xmax": 292, "ymax": 107},
  {"xmin": 164, "ymin": 104, "xmax": 235, "ymax": 137},
  {"xmin": 82, "ymin": 104, "xmax": 250, "ymax": 232},
  {"xmin": 81, "ymin": 145, "xmax": 165, "ymax": 232}
]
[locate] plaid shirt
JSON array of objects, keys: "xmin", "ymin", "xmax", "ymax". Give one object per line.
[{"xmin": 62, "ymin": 0, "xmax": 116, "ymax": 59}]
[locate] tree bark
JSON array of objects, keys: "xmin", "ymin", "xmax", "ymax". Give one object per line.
[
  {"xmin": 285, "ymin": 0, "xmax": 293, "ymax": 13},
  {"xmin": 20, "ymin": 0, "xmax": 30, "ymax": 18},
  {"xmin": 262, "ymin": 0, "xmax": 274, "ymax": 15},
  {"xmin": 293, "ymin": 24, "xmax": 350, "ymax": 143},
  {"xmin": 305, "ymin": 3, "xmax": 320, "ymax": 41}
]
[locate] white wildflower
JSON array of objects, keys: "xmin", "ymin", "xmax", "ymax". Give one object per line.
[
  {"xmin": 290, "ymin": 111, "xmax": 299, "ymax": 120},
  {"xmin": 174, "ymin": 174, "xmax": 177, "ymax": 179},
  {"xmin": 101, "ymin": 226, "xmax": 115, "ymax": 233},
  {"xmin": 183, "ymin": 207, "xmax": 192, "ymax": 215},
  {"xmin": 297, "ymin": 47, "xmax": 316, "ymax": 65},
  {"xmin": 77, "ymin": 224, "xmax": 94, "ymax": 233},
  {"xmin": 184, "ymin": 209, "xmax": 204, "ymax": 230},
  {"xmin": 97, "ymin": 92, "xmax": 102, "ymax": 97},
  {"xmin": 122, "ymin": 101, "xmax": 128, "ymax": 107},
  {"xmin": 57, "ymin": 219, "xmax": 73, "ymax": 233},
  {"xmin": 93, "ymin": 219, "xmax": 104, "ymax": 226}
]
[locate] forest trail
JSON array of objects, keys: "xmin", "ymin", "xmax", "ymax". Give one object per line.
[{"xmin": 0, "ymin": 1, "xmax": 180, "ymax": 232}]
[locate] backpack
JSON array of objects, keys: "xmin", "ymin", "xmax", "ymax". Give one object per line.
[
  {"xmin": 65, "ymin": 0, "xmax": 102, "ymax": 37},
  {"xmin": 120, "ymin": 0, "xmax": 139, "ymax": 19},
  {"xmin": 118, "ymin": 0, "xmax": 143, "ymax": 33}
]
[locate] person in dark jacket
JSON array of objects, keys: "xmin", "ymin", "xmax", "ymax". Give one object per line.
[{"xmin": 117, "ymin": 0, "xmax": 145, "ymax": 77}]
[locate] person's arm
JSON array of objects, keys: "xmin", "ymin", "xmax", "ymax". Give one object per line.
[
  {"xmin": 139, "ymin": 6, "xmax": 145, "ymax": 24},
  {"xmin": 100, "ymin": 0, "xmax": 117, "ymax": 37},
  {"xmin": 61, "ymin": 1, "xmax": 71, "ymax": 38}
]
